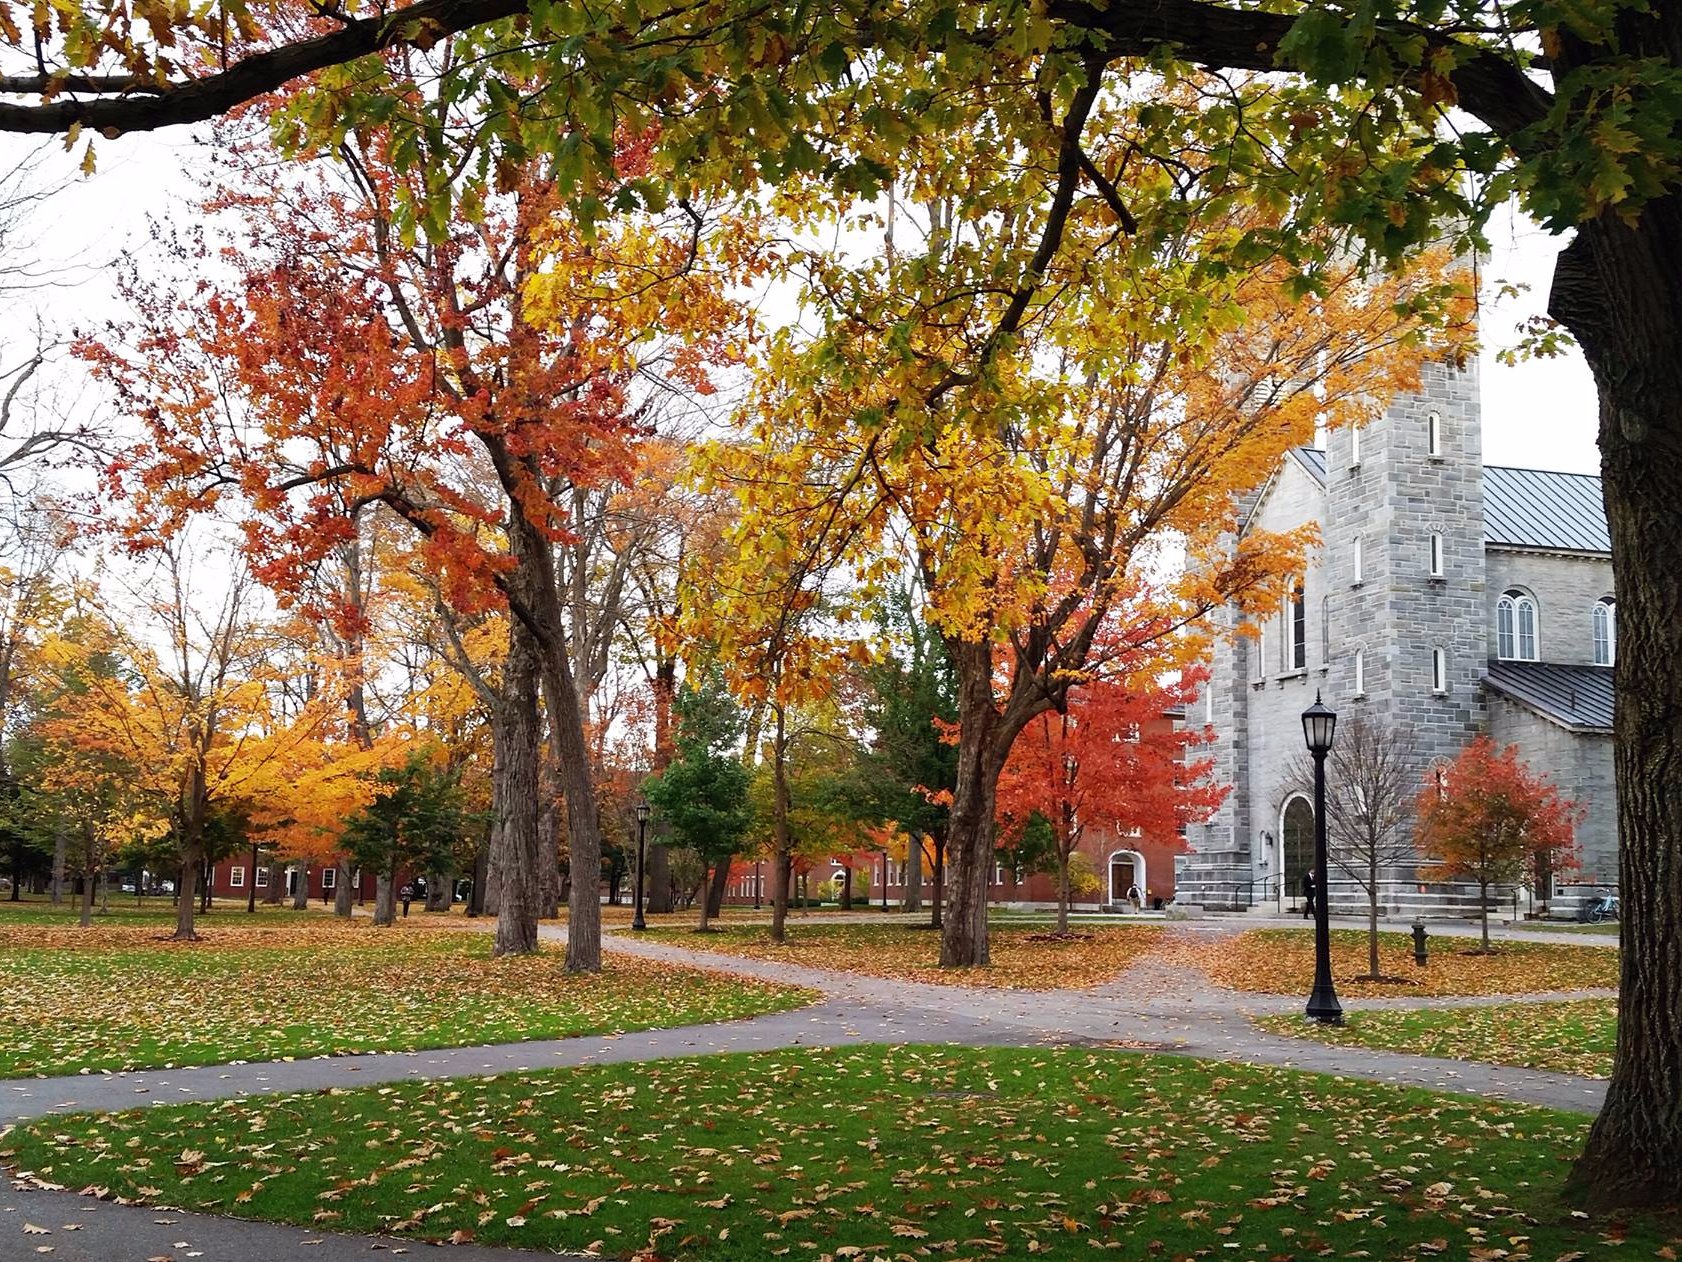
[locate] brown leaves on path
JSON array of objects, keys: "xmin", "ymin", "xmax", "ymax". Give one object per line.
[{"xmin": 643, "ymin": 922, "xmax": 1163, "ymax": 989}]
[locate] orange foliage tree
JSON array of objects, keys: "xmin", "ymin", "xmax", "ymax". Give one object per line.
[
  {"xmin": 81, "ymin": 110, "xmax": 757, "ymax": 963},
  {"xmin": 1416, "ymin": 735, "xmax": 1583, "ymax": 951},
  {"xmin": 995, "ymin": 655, "xmax": 1226, "ymax": 934}
]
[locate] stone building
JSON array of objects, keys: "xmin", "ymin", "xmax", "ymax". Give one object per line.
[{"xmin": 1176, "ymin": 359, "xmax": 1617, "ymax": 917}]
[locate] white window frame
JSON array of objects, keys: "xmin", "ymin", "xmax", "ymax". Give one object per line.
[
  {"xmin": 1254, "ymin": 625, "xmax": 1267, "ymax": 681},
  {"xmin": 229, "ymin": 865, "xmax": 245, "ymax": 888},
  {"xmin": 1353, "ymin": 647, "xmax": 1366, "ymax": 698},
  {"xmin": 254, "ymin": 866, "xmax": 269, "ymax": 888},
  {"xmin": 1349, "ymin": 424, "xmax": 1361, "ymax": 466},
  {"xmin": 1431, "ymin": 646, "xmax": 1448, "ymax": 694},
  {"xmin": 322, "ymin": 866, "xmax": 336, "ymax": 890},
  {"xmin": 1497, "ymin": 591, "xmax": 1540, "ymax": 662},
  {"xmin": 1427, "ymin": 410, "xmax": 1443, "ymax": 457},
  {"xmin": 1352, "ymin": 536, "xmax": 1364, "ymax": 585},
  {"xmin": 1593, "ymin": 598, "xmax": 1616, "ymax": 666},
  {"xmin": 1429, "ymin": 532, "xmax": 1444, "ymax": 578},
  {"xmin": 1286, "ymin": 580, "xmax": 1306, "ymax": 671},
  {"xmin": 1517, "ymin": 596, "xmax": 1538, "ymax": 661}
]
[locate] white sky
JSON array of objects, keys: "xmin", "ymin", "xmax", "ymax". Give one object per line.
[{"xmin": 1, "ymin": 129, "xmax": 1603, "ymax": 477}]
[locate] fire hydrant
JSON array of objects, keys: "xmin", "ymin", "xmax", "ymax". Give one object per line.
[{"xmin": 1411, "ymin": 920, "xmax": 1429, "ymax": 966}]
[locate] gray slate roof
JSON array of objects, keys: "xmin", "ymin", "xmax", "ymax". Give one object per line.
[
  {"xmin": 1289, "ymin": 447, "xmax": 1328, "ymax": 484},
  {"xmin": 1484, "ymin": 660, "xmax": 1614, "ymax": 733},
  {"xmin": 1482, "ymin": 465, "xmax": 1610, "ymax": 554},
  {"xmin": 1292, "ymin": 451, "xmax": 1608, "ymax": 554}
]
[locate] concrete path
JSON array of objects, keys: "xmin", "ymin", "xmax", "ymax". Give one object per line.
[{"xmin": 0, "ymin": 920, "xmax": 1615, "ymax": 1260}]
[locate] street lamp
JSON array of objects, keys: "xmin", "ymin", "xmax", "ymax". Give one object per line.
[
  {"xmin": 1301, "ymin": 691, "xmax": 1343, "ymax": 1025},
  {"xmin": 632, "ymin": 799, "xmax": 651, "ymax": 932}
]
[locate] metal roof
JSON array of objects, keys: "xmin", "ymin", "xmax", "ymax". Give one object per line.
[
  {"xmin": 1290, "ymin": 447, "xmax": 1328, "ymax": 485},
  {"xmin": 1482, "ymin": 466, "xmax": 1610, "ymax": 554},
  {"xmin": 1484, "ymin": 660, "xmax": 1614, "ymax": 733}
]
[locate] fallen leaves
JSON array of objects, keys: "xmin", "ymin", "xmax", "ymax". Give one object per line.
[
  {"xmin": 1180, "ymin": 929, "xmax": 1618, "ymax": 998},
  {"xmin": 0, "ymin": 919, "xmax": 815, "ymax": 1078},
  {"xmin": 1257, "ymin": 998, "xmax": 1617, "ymax": 1078},
  {"xmin": 642, "ymin": 922, "xmax": 1164, "ymax": 989},
  {"xmin": 3, "ymin": 1044, "xmax": 1673, "ymax": 1261}
]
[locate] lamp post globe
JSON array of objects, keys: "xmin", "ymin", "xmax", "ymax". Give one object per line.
[
  {"xmin": 632, "ymin": 799, "xmax": 650, "ymax": 932},
  {"xmin": 1301, "ymin": 691, "xmax": 1343, "ymax": 1025}
]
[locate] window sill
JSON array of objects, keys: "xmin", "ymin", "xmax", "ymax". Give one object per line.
[
  {"xmin": 1431, "ymin": 690, "xmax": 1449, "ymax": 698},
  {"xmin": 1352, "ymin": 691, "xmax": 1367, "ymax": 701},
  {"xmin": 1428, "ymin": 574, "xmax": 1446, "ymax": 583},
  {"xmin": 1351, "ymin": 580, "xmax": 1365, "ymax": 590},
  {"xmin": 1276, "ymin": 669, "xmax": 1308, "ymax": 683}
]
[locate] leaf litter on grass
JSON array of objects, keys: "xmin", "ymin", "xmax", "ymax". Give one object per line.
[{"xmin": 2, "ymin": 1044, "xmax": 1675, "ymax": 1261}]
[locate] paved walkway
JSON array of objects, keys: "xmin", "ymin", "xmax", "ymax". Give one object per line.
[{"xmin": 1, "ymin": 920, "xmax": 1614, "ymax": 1260}]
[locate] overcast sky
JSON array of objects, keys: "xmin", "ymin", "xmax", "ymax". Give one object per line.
[{"xmin": 1, "ymin": 130, "xmax": 1604, "ymax": 477}]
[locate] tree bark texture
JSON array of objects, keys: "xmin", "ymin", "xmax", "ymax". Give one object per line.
[
  {"xmin": 50, "ymin": 824, "xmax": 65, "ymax": 906},
  {"xmin": 374, "ymin": 869, "xmax": 395, "ymax": 925},
  {"xmin": 492, "ymin": 617, "xmax": 543, "ymax": 956},
  {"xmin": 334, "ymin": 858, "xmax": 354, "ymax": 916},
  {"xmin": 940, "ymin": 647, "xmax": 1007, "ymax": 967},
  {"xmin": 770, "ymin": 707, "xmax": 793, "ymax": 942},
  {"xmin": 705, "ymin": 857, "xmax": 730, "ymax": 918},
  {"xmin": 1555, "ymin": 199, "xmax": 1682, "ymax": 1209},
  {"xmin": 902, "ymin": 840, "xmax": 922, "ymax": 912}
]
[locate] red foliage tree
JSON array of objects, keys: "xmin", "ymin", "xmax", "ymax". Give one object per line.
[
  {"xmin": 1416, "ymin": 735, "xmax": 1583, "ymax": 951},
  {"xmin": 995, "ymin": 664, "xmax": 1227, "ymax": 934}
]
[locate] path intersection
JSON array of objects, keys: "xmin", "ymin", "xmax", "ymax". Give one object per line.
[{"xmin": 1, "ymin": 917, "xmax": 1618, "ymax": 1260}]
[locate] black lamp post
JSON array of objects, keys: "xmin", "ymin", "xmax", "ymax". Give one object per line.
[
  {"xmin": 632, "ymin": 800, "xmax": 650, "ymax": 932},
  {"xmin": 1301, "ymin": 692, "xmax": 1343, "ymax": 1025}
]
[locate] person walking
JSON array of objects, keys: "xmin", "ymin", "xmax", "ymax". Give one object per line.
[
  {"xmin": 1300, "ymin": 870, "xmax": 1317, "ymax": 920},
  {"xmin": 400, "ymin": 882, "xmax": 414, "ymax": 918}
]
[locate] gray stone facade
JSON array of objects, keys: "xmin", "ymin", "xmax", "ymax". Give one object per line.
[{"xmin": 1177, "ymin": 361, "xmax": 1617, "ymax": 918}]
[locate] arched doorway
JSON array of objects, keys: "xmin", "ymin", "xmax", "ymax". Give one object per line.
[
  {"xmin": 1280, "ymin": 795, "xmax": 1314, "ymax": 911},
  {"xmin": 1107, "ymin": 850, "xmax": 1147, "ymax": 907}
]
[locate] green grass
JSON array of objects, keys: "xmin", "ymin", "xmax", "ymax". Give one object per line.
[
  {"xmin": 1257, "ymin": 998, "xmax": 1618, "ymax": 1078},
  {"xmin": 1, "ymin": 1045, "xmax": 1667, "ymax": 1259},
  {"xmin": 0, "ymin": 922, "xmax": 814, "ymax": 1078}
]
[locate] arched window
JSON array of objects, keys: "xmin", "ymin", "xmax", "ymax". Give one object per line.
[
  {"xmin": 1350, "ymin": 424, "xmax": 1361, "ymax": 465},
  {"xmin": 1352, "ymin": 535, "xmax": 1364, "ymax": 584},
  {"xmin": 1352, "ymin": 647, "xmax": 1366, "ymax": 697},
  {"xmin": 1593, "ymin": 597, "xmax": 1617, "ymax": 666},
  {"xmin": 1429, "ymin": 531, "xmax": 1444, "ymax": 578},
  {"xmin": 1432, "ymin": 646, "xmax": 1448, "ymax": 693},
  {"xmin": 1427, "ymin": 410, "xmax": 1443, "ymax": 457},
  {"xmin": 1497, "ymin": 590, "xmax": 1539, "ymax": 661}
]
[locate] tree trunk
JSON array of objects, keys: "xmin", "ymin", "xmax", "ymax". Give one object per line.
[
  {"xmin": 173, "ymin": 773, "xmax": 208, "ymax": 941},
  {"xmin": 769, "ymin": 705, "xmax": 793, "ymax": 942},
  {"xmin": 706, "ymin": 857, "xmax": 730, "ymax": 918},
  {"xmin": 492, "ymin": 616, "xmax": 543, "ymax": 956},
  {"xmin": 79, "ymin": 866, "xmax": 94, "ymax": 928},
  {"xmin": 1367, "ymin": 890, "xmax": 1381, "ymax": 979},
  {"xmin": 426, "ymin": 871, "xmax": 450, "ymax": 912},
  {"xmin": 939, "ymin": 643, "xmax": 1016, "ymax": 967},
  {"xmin": 1480, "ymin": 878, "xmax": 1490, "ymax": 951},
  {"xmin": 263, "ymin": 860, "xmax": 284, "ymax": 904},
  {"xmin": 50, "ymin": 823, "xmax": 66, "ymax": 906},
  {"xmin": 841, "ymin": 864, "xmax": 853, "ymax": 910},
  {"xmin": 647, "ymin": 659, "xmax": 677, "ymax": 914},
  {"xmin": 902, "ymin": 838, "xmax": 922, "ymax": 912},
  {"xmin": 1056, "ymin": 850, "xmax": 1071, "ymax": 936},
  {"xmin": 374, "ymin": 868, "xmax": 395, "ymax": 926},
  {"xmin": 1557, "ymin": 204, "xmax": 1682, "ymax": 1208},
  {"xmin": 467, "ymin": 838, "xmax": 488, "ymax": 917},
  {"xmin": 483, "ymin": 727, "xmax": 504, "ymax": 917},
  {"xmin": 696, "ymin": 866, "xmax": 713, "ymax": 932},
  {"xmin": 333, "ymin": 858, "xmax": 354, "ymax": 917},
  {"xmin": 291, "ymin": 868, "xmax": 309, "ymax": 910}
]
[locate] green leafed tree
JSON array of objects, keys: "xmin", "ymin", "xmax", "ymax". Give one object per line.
[{"xmin": 645, "ymin": 667, "xmax": 752, "ymax": 932}]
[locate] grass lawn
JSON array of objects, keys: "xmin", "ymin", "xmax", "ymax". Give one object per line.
[
  {"xmin": 1187, "ymin": 928, "xmax": 1619, "ymax": 998},
  {"xmin": 2, "ymin": 1045, "xmax": 1670, "ymax": 1260},
  {"xmin": 0, "ymin": 918, "xmax": 813, "ymax": 1078},
  {"xmin": 641, "ymin": 922, "xmax": 1162, "ymax": 989},
  {"xmin": 1256, "ymin": 998, "xmax": 1618, "ymax": 1079},
  {"xmin": 0, "ymin": 893, "xmax": 308, "ymax": 927}
]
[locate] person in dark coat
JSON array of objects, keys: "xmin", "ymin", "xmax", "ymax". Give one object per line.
[
  {"xmin": 1301, "ymin": 870, "xmax": 1317, "ymax": 919},
  {"xmin": 401, "ymin": 882, "xmax": 415, "ymax": 917}
]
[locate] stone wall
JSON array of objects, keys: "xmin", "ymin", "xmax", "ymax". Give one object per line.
[
  {"xmin": 1486, "ymin": 692, "xmax": 1618, "ymax": 886},
  {"xmin": 1484, "ymin": 549, "xmax": 1617, "ymax": 665}
]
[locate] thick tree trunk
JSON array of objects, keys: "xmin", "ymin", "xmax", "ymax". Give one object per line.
[
  {"xmin": 1555, "ymin": 205, "xmax": 1682, "ymax": 1209},
  {"xmin": 840, "ymin": 864, "xmax": 853, "ymax": 910},
  {"xmin": 264, "ymin": 861, "xmax": 284, "ymax": 904},
  {"xmin": 940, "ymin": 644, "xmax": 1017, "ymax": 967},
  {"xmin": 174, "ymin": 842, "xmax": 202, "ymax": 940},
  {"xmin": 705, "ymin": 856, "xmax": 730, "ymax": 918},
  {"xmin": 426, "ymin": 871, "xmax": 450, "ymax": 912},
  {"xmin": 79, "ymin": 867, "xmax": 94, "ymax": 927},
  {"xmin": 374, "ymin": 869, "xmax": 395, "ymax": 926},
  {"xmin": 334, "ymin": 858, "xmax": 354, "ymax": 917},
  {"xmin": 493, "ymin": 618, "xmax": 543, "ymax": 956},
  {"xmin": 291, "ymin": 868, "xmax": 309, "ymax": 910},
  {"xmin": 483, "ymin": 728, "xmax": 504, "ymax": 917},
  {"xmin": 931, "ymin": 834, "xmax": 946, "ymax": 929}
]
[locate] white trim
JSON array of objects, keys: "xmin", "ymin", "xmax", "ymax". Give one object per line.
[
  {"xmin": 254, "ymin": 866, "xmax": 269, "ymax": 888},
  {"xmin": 1352, "ymin": 647, "xmax": 1366, "ymax": 697},
  {"xmin": 1106, "ymin": 849, "xmax": 1148, "ymax": 906},
  {"xmin": 1352, "ymin": 535, "xmax": 1363, "ymax": 585},
  {"xmin": 322, "ymin": 866, "xmax": 336, "ymax": 889},
  {"xmin": 229, "ymin": 865, "xmax": 244, "ymax": 888},
  {"xmin": 1593, "ymin": 597, "xmax": 1616, "ymax": 666},
  {"xmin": 1427, "ymin": 410, "xmax": 1443, "ymax": 457},
  {"xmin": 1432, "ymin": 646, "xmax": 1448, "ymax": 694},
  {"xmin": 1429, "ymin": 531, "xmax": 1444, "ymax": 577}
]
